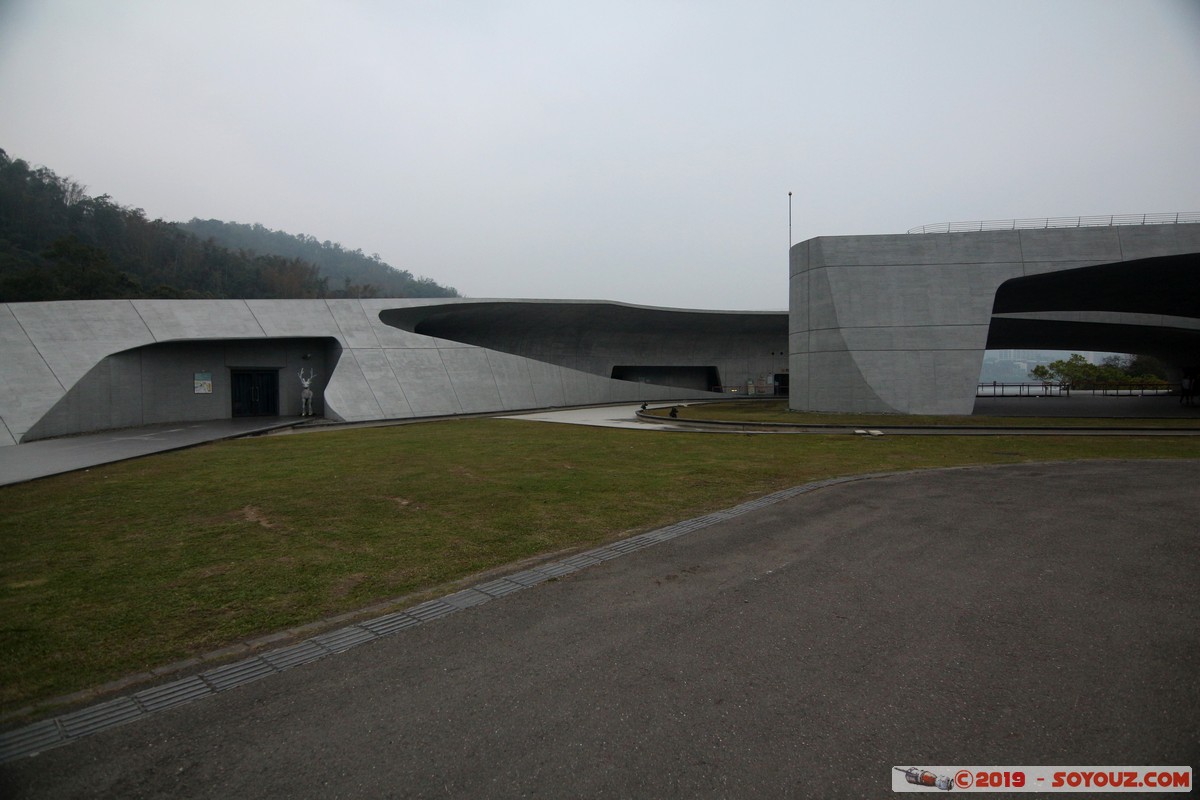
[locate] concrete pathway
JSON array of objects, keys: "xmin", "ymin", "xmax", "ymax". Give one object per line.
[
  {"xmin": 1, "ymin": 460, "xmax": 1196, "ymax": 798},
  {"xmin": 0, "ymin": 405, "xmax": 678, "ymax": 487},
  {"xmin": 499, "ymin": 403, "xmax": 678, "ymax": 430},
  {"xmin": 0, "ymin": 418, "xmax": 306, "ymax": 487}
]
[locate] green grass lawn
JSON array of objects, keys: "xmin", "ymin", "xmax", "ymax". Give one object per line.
[
  {"xmin": 647, "ymin": 399, "xmax": 1200, "ymax": 427},
  {"xmin": 2, "ymin": 417, "xmax": 1197, "ymax": 718}
]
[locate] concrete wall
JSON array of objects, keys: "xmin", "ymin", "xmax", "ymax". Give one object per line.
[
  {"xmin": 24, "ymin": 339, "xmax": 335, "ymax": 441},
  {"xmin": 0, "ymin": 298, "xmax": 727, "ymax": 445},
  {"xmin": 789, "ymin": 223, "xmax": 1200, "ymax": 414}
]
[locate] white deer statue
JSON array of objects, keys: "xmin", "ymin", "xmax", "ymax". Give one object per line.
[{"xmin": 298, "ymin": 367, "xmax": 317, "ymax": 416}]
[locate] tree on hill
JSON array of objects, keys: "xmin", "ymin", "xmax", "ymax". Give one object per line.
[
  {"xmin": 0, "ymin": 148, "xmax": 459, "ymax": 301},
  {"xmin": 176, "ymin": 219, "xmax": 458, "ymax": 298}
]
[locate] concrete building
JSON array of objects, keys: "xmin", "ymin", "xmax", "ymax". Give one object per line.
[
  {"xmin": 0, "ymin": 299, "xmax": 788, "ymax": 446},
  {"xmin": 3, "ymin": 218, "xmax": 1197, "ymax": 446},
  {"xmin": 789, "ymin": 221, "xmax": 1200, "ymax": 414}
]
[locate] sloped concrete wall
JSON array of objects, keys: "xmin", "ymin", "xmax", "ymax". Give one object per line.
[
  {"xmin": 0, "ymin": 305, "xmax": 65, "ymax": 446},
  {"xmin": 24, "ymin": 339, "xmax": 336, "ymax": 442},
  {"xmin": 0, "ymin": 298, "xmax": 716, "ymax": 445},
  {"xmin": 789, "ymin": 223, "xmax": 1200, "ymax": 414}
]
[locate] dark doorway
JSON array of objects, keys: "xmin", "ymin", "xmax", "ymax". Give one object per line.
[
  {"xmin": 610, "ymin": 365, "xmax": 722, "ymax": 392},
  {"xmin": 231, "ymin": 369, "xmax": 279, "ymax": 417}
]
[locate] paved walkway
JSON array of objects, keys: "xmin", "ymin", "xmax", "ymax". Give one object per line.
[
  {"xmin": 0, "ymin": 405, "xmax": 686, "ymax": 487},
  {"xmin": 500, "ymin": 403, "xmax": 679, "ymax": 430},
  {"xmin": 0, "ymin": 418, "xmax": 307, "ymax": 486},
  {"xmin": 1, "ymin": 460, "xmax": 1195, "ymax": 798}
]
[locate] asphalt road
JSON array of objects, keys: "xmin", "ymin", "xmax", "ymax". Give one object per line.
[{"xmin": 2, "ymin": 460, "xmax": 1197, "ymax": 798}]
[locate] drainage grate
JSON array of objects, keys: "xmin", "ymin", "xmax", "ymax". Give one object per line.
[
  {"xmin": 135, "ymin": 676, "xmax": 212, "ymax": 714},
  {"xmin": 538, "ymin": 561, "xmax": 582, "ymax": 578},
  {"xmin": 505, "ymin": 569, "xmax": 552, "ymax": 587},
  {"xmin": 474, "ymin": 578, "xmax": 524, "ymax": 597},
  {"xmin": 262, "ymin": 641, "xmax": 327, "ymax": 671},
  {"xmin": 443, "ymin": 589, "xmax": 493, "ymax": 609},
  {"xmin": 407, "ymin": 599, "xmax": 457, "ymax": 622},
  {"xmin": 59, "ymin": 697, "xmax": 142, "ymax": 739},
  {"xmin": 559, "ymin": 554, "xmax": 602, "ymax": 569},
  {"xmin": 202, "ymin": 657, "xmax": 276, "ymax": 692},
  {"xmin": 311, "ymin": 626, "xmax": 378, "ymax": 654},
  {"xmin": 0, "ymin": 720, "xmax": 63, "ymax": 762},
  {"xmin": 361, "ymin": 612, "xmax": 421, "ymax": 637}
]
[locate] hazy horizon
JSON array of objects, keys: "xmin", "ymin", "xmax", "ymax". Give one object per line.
[{"xmin": 2, "ymin": 0, "xmax": 1198, "ymax": 309}]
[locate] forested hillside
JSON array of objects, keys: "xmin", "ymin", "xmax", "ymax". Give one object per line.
[
  {"xmin": 177, "ymin": 219, "xmax": 456, "ymax": 298},
  {"xmin": 0, "ymin": 149, "xmax": 458, "ymax": 302}
]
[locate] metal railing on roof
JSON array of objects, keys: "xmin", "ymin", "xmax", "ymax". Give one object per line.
[{"xmin": 908, "ymin": 212, "xmax": 1200, "ymax": 234}]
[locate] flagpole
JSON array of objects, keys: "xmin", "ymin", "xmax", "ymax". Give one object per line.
[{"xmin": 788, "ymin": 191, "xmax": 793, "ymax": 248}]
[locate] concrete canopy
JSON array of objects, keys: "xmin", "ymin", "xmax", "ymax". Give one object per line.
[
  {"xmin": 381, "ymin": 299, "xmax": 787, "ymax": 376},
  {"xmin": 987, "ymin": 253, "xmax": 1200, "ymax": 363}
]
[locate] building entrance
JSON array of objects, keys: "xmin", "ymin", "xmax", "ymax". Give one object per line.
[{"xmin": 231, "ymin": 369, "xmax": 279, "ymax": 417}]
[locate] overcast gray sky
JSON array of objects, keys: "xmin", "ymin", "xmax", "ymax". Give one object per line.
[{"xmin": 2, "ymin": 0, "xmax": 1198, "ymax": 309}]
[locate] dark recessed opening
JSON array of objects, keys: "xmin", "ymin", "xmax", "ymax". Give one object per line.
[
  {"xmin": 610, "ymin": 365, "xmax": 721, "ymax": 392},
  {"xmin": 231, "ymin": 369, "xmax": 279, "ymax": 417}
]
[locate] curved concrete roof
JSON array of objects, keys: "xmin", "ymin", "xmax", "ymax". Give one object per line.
[
  {"xmin": 382, "ymin": 299, "xmax": 786, "ymax": 343},
  {"xmin": 987, "ymin": 252, "xmax": 1200, "ymax": 362}
]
